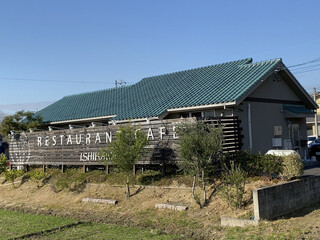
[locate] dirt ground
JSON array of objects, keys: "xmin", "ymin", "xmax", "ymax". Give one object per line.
[{"xmin": 0, "ymin": 176, "xmax": 320, "ymax": 239}]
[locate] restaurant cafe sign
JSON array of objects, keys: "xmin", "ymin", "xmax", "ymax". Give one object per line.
[
  {"xmin": 9, "ymin": 122, "xmax": 179, "ymax": 164},
  {"xmin": 36, "ymin": 126, "xmax": 178, "ymax": 147}
]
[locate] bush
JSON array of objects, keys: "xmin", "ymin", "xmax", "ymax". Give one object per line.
[
  {"xmin": 30, "ymin": 170, "xmax": 46, "ymax": 181},
  {"xmin": 280, "ymin": 154, "xmax": 303, "ymax": 180},
  {"xmin": 221, "ymin": 162, "xmax": 247, "ymax": 208},
  {"xmin": 29, "ymin": 170, "xmax": 46, "ymax": 188},
  {"xmin": 260, "ymin": 154, "xmax": 283, "ymax": 177},
  {"xmin": 223, "ymin": 151, "xmax": 262, "ymax": 176},
  {"xmin": 223, "ymin": 151, "xmax": 283, "ymax": 177},
  {"xmin": 4, "ymin": 169, "xmax": 24, "ymax": 187},
  {"xmin": 0, "ymin": 153, "xmax": 7, "ymax": 174}
]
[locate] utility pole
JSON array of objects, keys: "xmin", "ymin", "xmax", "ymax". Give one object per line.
[
  {"xmin": 115, "ymin": 80, "xmax": 126, "ymax": 88},
  {"xmin": 314, "ymin": 87, "xmax": 318, "ymax": 137}
]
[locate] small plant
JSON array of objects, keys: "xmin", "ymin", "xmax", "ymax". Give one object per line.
[
  {"xmin": 221, "ymin": 162, "xmax": 247, "ymax": 208},
  {"xmin": 280, "ymin": 154, "xmax": 303, "ymax": 180},
  {"xmin": 30, "ymin": 170, "xmax": 46, "ymax": 188},
  {"xmin": 0, "ymin": 153, "xmax": 7, "ymax": 174},
  {"xmin": 4, "ymin": 169, "xmax": 24, "ymax": 187}
]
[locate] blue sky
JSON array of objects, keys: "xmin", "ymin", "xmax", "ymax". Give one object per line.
[{"xmin": 1, "ymin": 0, "xmax": 320, "ymax": 114}]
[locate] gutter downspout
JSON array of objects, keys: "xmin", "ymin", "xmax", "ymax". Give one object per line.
[
  {"xmin": 248, "ymin": 103, "xmax": 253, "ymax": 150},
  {"xmin": 314, "ymin": 88, "xmax": 318, "ymax": 137}
]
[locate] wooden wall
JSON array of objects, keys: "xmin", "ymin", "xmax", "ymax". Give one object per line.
[{"xmin": 9, "ymin": 117, "xmax": 242, "ymax": 166}]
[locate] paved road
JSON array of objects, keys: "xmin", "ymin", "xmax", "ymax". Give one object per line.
[{"xmin": 303, "ymin": 162, "xmax": 320, "ymax": 177}]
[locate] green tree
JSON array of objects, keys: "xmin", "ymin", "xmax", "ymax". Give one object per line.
[
  {"xmin": 0, "ymin": 153, "xmax": 7, "ymax": 174},
  {"xmin": 0, "ymin": 110, "xmax": 43, "ymax": 137},
  {"xmin": 177, "ymin": 121, "xmax": 223, "ymax": 205},
  {"xmin": 100, "ymin": 125, "xmax": 148, "ymax": 198},
  {"xmin": 0, "ymin": 110, "xmax": 5, "ymax": 122}
]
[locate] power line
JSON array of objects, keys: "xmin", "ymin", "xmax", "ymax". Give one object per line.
[
  {"xmin": 0, "ymin": 77, "xmax": 110, "ymax": 84},
  {"xmin": 287, "ymin": 57, "xmax": 320, "ymax": 68},
  {"xmin": 290, "ymin": 63, "xmax": 320, "ymax": 72},
  {"xmin": 292, "ymin": 66, "xmax": 320, "ymax": 74},
  {"xmin": 277, "ymin": 57, "xmax": 320, "ymax": 74}
]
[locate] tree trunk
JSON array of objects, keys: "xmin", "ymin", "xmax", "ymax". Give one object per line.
[
  {"xmin": 126, "ymin": 174, "xmax": 130, "ymax": 198},
  {"xmin": 192, "ymin": 175, "xmax": 196, "ymax": 197},
  {"xmin": 202, "ymin": 170, "xmax": 206, "ymax": 205}
]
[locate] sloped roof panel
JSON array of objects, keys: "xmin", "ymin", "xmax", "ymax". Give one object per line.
[{"xmin": 38, "ymin": 58, "xmax": 285, "ymax": 122}]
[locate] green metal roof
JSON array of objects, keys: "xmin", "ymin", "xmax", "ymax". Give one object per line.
[
  {"xmin": 38, "ymin": 58, "xmax": 284, "ymax": 123},
  {"xmin": 283, "ymin": 105, "xmax": 315, "ymax": 114}
]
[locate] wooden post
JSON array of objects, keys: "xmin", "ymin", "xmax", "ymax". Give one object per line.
[
  {"xmin": 42, "ymin": 164, "xmax": 46, "ymax": 173},
  {"xmin": 61, "ymin": 165, "xmax": 65, "ymax": 173},
  {"xmin": 106, "ymin": 165, "xmax": 110, "ymax": 174},
  {"xmin": 133, "ymin": 164, "xmax": 136, "ymax": 176},
  {"xmin": 162, "ymin": 164, "xmax": 166, "ymax": 176},
  {"xmin": 83, "ymin": 165, "xmax": 86, "ymax": 173}
]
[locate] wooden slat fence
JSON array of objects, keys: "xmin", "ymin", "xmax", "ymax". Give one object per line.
[{"xmin": 9, "ymin": 117, "xmax": 242, "ymax": 167}]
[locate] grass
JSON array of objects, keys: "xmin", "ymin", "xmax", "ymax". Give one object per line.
[
  {"xmin": 35, "ymin": 222, "xmax": 180, "ymax": 240},
  {"xmin": 0, "ymin": 209, "xmax": 180, "ymax": 240},
  {"xmin": 24, "ymin": 167, "xmax": 195, "ymax": 193},
  {"xmin": 2, "ymin": 168, "xmax": 320, "ymax": 239},
  {"xmin": 0, "ymin": 209, "xmax": 77, "ymax": 239}
]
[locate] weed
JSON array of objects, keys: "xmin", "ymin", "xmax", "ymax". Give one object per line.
[{"xmin": 220, "ymin": 162, "xmax": 246, "ymax": 208}]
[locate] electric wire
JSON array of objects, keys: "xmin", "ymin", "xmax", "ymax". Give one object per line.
[
  {"xmin": 0, "ymin": 77, "xmax": 110, "ymax": 84},
  {"xmin": 278, "ymin": 57, "xmax": 320, "ymax": 74},
  {"xmin": 1, "ymin": 58, "xmax": 320, "ymax": 84},
  {"xmin": 287, "ymin": 57, "xmax": 320, "ymax": 68}
]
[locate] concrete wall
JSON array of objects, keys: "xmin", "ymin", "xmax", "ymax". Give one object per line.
[{"xmin": 253, "ymin": 176, "xmax": 320, "ymax": 220}]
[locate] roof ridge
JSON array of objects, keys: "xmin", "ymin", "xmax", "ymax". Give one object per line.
[
  {"xmin": 239, "ymin": 58, "xmax": 282, "ymax": 68},
  {"xmin": 141, "ymin": 58, "xmax": 253, "ymax": 81},
  {"xmin": 63, "ymin": 85, "xmax": 132, "ymax": 98}
]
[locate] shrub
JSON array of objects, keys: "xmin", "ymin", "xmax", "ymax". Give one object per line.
[
  {"xmin": 260, "ymin": 154, "xmax": 283, "ymax": 177},
  {"xmin": 0, "ymin": 153, "xmax": 7, "ymax": 174},
  {"xmin": 223, "ymin": 151, "xmax": 284, "ymax": 177},
  {"xmin": 280, "ymin": 154, "xmax": 303, "ymax": 180},
  {"xmin": 4, "ymin": 169, "xmax": 24, "ymax": 187},
  {"xmin": 29, "ymin": 170, "xmax": 46, "ymax": 188},
  {"xmin": 221, "ymin": 162, "xmax": 247, "ymax": 208},
  {"xmin": 223, "ymin": 151, "xmax": 262, "ymax": 176}
]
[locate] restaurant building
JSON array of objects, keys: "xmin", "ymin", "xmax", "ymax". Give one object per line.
[{"xmin": 9, "ymin": 58, "xmax": 318, "ymax": 168}]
